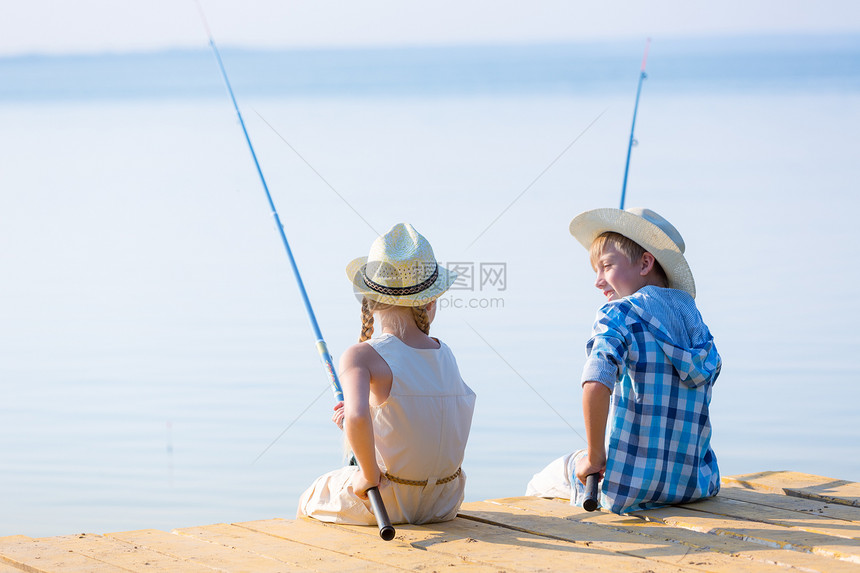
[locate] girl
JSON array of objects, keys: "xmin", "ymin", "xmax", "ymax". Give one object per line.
[{"xmin": 297, "ymin": 223, "xmax": 476, "ymax": 525}]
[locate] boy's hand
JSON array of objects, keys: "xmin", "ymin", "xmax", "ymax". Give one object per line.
[
  {"xmin": 575, "ymin": 454, "xmax": 606, "ymax": 486},
  {"xmin": 331, "ymin": 401, "xmax": 345, "ymax": 429}
]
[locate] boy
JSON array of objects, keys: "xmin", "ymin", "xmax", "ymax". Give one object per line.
[{"xmin": 527, "ymin": 207, "xmax": 721, "ymax": 513}]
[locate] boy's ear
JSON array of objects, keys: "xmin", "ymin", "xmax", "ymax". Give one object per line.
[{"xmin": 640, "ymin": 252, "xmax": 656, "ymax": 276}]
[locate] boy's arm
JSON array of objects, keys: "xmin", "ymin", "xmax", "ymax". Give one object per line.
[{"xmin": 575, "ymin": 381, "xmax": 611, "ymax": 485}]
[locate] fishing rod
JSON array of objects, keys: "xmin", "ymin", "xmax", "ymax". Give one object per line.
[
  {"xmin": 583, "ymin": 39, "xmax": 653, "ymax": 512},
  {"xmin": 193, "ymin": 1, "xmax": 395, "ymax": 541},
  {"xmin": 619, "ymin": 38, "xmax": 651, "ymax": 210}
]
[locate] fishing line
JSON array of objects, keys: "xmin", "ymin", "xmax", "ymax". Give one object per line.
[
  {"xmin": 252, "ymin": 385, "xmax": 331, "ymax": 465},
  {"xmin": 619, "ymin": 38, "xmax": 651, "ymax": 210},
  {"xmin": 465, "ymin": 42, "xmax": 653, "ymax": 458},
  {"xmin": 253, "ymin": 110, "xmax": 380, "ymax": 236},
  {"xmin": 466, "ymin": 107, "xmax": 608, "ymax": 250},
  {"xmin": 251, "ymin": 50, "xmax": 596, "ymax": 441},
  {"xmin": 464, "ymin": 322, "xmax": 586, "ymax": 445}
]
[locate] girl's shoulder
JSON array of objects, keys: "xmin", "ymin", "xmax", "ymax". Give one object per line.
[{"xmin": 340, "ymin": 339, "xmax": 386, "ymax": 368}]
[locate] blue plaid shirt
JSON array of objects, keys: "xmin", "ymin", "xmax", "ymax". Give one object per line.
[{"xmin": 582, "ymin": 286, "xmax": 721, "ymax": 513}]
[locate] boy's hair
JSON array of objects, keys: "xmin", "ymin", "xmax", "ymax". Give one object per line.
[
  {"xmin": 359, "ymin": 297, "xmax": 430, "ymax": 342},
  {"xmin": 590, "ymin": 232, "xmax": 669, "ymax": 286}
]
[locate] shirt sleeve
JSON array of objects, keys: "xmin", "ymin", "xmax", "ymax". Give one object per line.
[{"xmin": 581, "ymin": 305, "xmax": 628, "ymax": 392}]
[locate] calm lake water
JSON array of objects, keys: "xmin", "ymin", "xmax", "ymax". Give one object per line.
[{"xmin": 1, "ymin": 36, "xmax": 859, "ymax": 537}]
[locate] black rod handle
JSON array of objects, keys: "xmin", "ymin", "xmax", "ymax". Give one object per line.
[
  {"xmin": 583, "ymin": 473, "xmax": 600, "ymax": 512},
  {"xmin": 366, "ymin": 486, "xmax": 395, "ymax": 540}
]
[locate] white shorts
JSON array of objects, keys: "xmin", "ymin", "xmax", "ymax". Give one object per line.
[{"xmin": 525, "ymin": 449, "xmax": 592, "ymax": 507}]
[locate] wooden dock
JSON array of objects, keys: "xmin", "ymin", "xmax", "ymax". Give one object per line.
[{"xmin": 2, "ymin": 471, "xmax": 859, "ymax": 572}]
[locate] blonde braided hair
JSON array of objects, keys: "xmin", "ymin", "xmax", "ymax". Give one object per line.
[
  {"xmin": 359, "ymin": 297, "xmax": 375, "ymax": 342},
  {"xmin": 411, "ymin": 306, "xmax": 430, "ymax": 335}
]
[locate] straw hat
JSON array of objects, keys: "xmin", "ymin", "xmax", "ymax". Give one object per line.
[
  {"xmin": 346, "ymin": 223, "xmax": 458, "ymax": 307},
  {"xmin": 569, "ymin": 207, "xmax": 696, "ymax": 298}
]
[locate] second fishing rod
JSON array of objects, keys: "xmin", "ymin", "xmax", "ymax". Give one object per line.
[{"xmin": 583, "ymin": 38, "xmax": 652, "ymax": 512}]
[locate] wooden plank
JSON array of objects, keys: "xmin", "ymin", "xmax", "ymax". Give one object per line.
[
  {"xmin": 353, "ymin": 515, "xmax": 711, "ymax": 572},
  {"xmin": 682, "ymin": 494, "xmax": 860, "ymax": 540},
  {"xmin": 107, "ymin": 528, "xmax": 313, "ymax": 573},
  {"xmin": 637, "ymin": 503, "xmax": 860, "ymax": 564},
  {"xmin": 175, "ymin": 521, "xmax": 408, "ymax": 572},
  {"xmin": 235, "ymin": 517, "xmax": 500, "ymax": 572},
  {"xmin": 485, "ymin": 496, "xmax": 860, "ymax": 573},
  {"xmin": 0, "ymin": 536, "xmax": 33, "ymax": 573},
  {"xmin": 720, "ymin": 485, "xmax": 860, "ymax": 524},
  {"xmin": 4, "ymin": 472, "xmax": 858, "ymax": 573},
  {"xmin": 400, "ymin": 516, "xmax": 699, "ymax": 572},
  {"xmin": 244, "ymin": 515, "xmax": 695, "ymax": 572},
  {"xmin": 0, "ymin": 539, "xmax": 34, "ymax": 573},
  {"xmin": 459, "ymin": 500, "xmax": 782, "ymax": 572},
  {"xmin": 724, "ymin": 471, "xmax": 860, "ymax": 507},
  {"xmin": 36, "ymin": 532, "xmax": 220, "ymax": 573},
  {"xmin": 0, "ymin": 534, "xmax": 131, "ymax": 573}
]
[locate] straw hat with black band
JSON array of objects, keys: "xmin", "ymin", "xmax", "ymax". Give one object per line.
[
  {"xmin": 569, "ymin": 207, "xmax": 696, "ymax": 299},
  {"xmin": 346, "ymin": 223, "xmax": 458, "ymax": 307}
]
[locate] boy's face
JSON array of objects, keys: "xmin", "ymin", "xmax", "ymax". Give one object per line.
[{"xmin": 592, "ymin": 243, "xmax": 650, "ymax": 302}]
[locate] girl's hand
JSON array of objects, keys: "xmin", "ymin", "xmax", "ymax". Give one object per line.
[
  {"xmin": 575, "ymin": 454, "xmax": 605, "ymax": 486},
  {"xmin": 350, "ymin": 468, "xmax": 382, "ymax": 500},
  {"xmin": 331, "ymin": 401, "xmax": 345, "ymax": 429}
]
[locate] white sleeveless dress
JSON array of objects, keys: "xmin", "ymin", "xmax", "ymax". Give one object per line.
[{"xmin": 297, "ymin": 333, "xmax": 476, "ymax": 525}]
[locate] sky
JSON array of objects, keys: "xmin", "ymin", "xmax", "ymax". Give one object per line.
[{"xmin": 3, "ymin": 0, "xmax": 860, "ymax": 56}]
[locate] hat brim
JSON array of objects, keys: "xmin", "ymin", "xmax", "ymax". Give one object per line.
[
  {"xmin": 569, "ymin": 208, "xmax": 696, "ymax": 298},
  {"xmin": 345, "ymin": 257, "xmax": 458, "ymax": 306}
]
